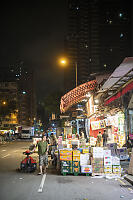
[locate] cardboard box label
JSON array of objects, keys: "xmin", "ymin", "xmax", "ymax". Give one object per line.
[
  {"xmin": 60, "ymin": 155, "xmax": 72, "ymax": 161},
  {"xmin": 81, "ymin": 165, "xmax": 92, "ymax": 173}
]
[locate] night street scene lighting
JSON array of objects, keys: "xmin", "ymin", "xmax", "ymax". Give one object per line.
[{"xmin": 0, "ymin": 1, "xmax": 133, "ymax": 200}]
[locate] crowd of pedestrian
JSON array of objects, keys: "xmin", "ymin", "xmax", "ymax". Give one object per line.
[{"xmin": 0, "ymin": 131, "xmax": 16, "ymax": 144}]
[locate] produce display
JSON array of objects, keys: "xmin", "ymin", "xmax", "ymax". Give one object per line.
[{"xmin": 57, "ymin": 144, "xmax": 124, "ymax": 176}]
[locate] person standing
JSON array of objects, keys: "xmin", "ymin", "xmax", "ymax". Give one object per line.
[
  {"xmin": 97, "ymin": 131, "xmax": 102, "ymax": 147},
  {"xmin": 37, "ymin": 134, "xmax": 48, "ymax": 175},
  {"xmin": 102, "ymin": 129, "xmax": 108, "ymax": 147}
]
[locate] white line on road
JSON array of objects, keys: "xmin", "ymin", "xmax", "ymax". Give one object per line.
[
  {"xmin": 38, "ymin": 174, "xmax": 46, "ymax": 193},
  {"xmin": 2, "ymin": 154, "xmax": 10, "ymax": 158}
]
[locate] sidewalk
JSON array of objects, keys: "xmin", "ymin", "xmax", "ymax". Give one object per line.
[
  {"xmin": 124, "ymin": 175, "xmax": 133, "ymax": 185},
  {"xmin": 120, "ymin": 160, "xmax": 133, "ymax": 185}
]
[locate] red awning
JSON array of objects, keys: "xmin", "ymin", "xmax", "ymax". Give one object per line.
[{"xmin": 105, "ymin": 80, "xmax": 133, "ymax": 105}]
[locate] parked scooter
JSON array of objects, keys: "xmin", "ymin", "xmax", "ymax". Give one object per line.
[{"xmin": 20, "ymin": 150, "xmax": 37, "ymax": 173}]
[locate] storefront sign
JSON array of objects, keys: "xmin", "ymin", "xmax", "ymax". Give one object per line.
[{"xmin": 91, "ymin": 119, "xmax": 106, "ymax": 130}]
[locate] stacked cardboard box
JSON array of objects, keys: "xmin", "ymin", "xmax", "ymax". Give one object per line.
[
  {"xmin": 107, "ymin": 143, "xmax": 117, "ymax": 156},
  {"xmin": 80, "ymin": 154, "xmax": 90, "ymax": 166},
  {"xmin": 112, "ymin": 165, "xmax": 121, "ymax": 175},
  {"xmin": 82, "ymin": 149, "xmax": 89, "ymax": 154},
  {"xmin": 73, "ymin": 150, "xmax": 80, "ymax": 173},
  {"xmin": 61, "ymin": 161, "xmax": 73, "ymax": 174},
  {"xmin": 81, "ymin": 165, "xmax": 92, "ymax": 174},
  {"xmin": 117, "ymin": 147, "xmax": 128, "ymax": 160},
  {"xmin": 80, "ymin": 153, "xmax": 91, "ymax": 174},
  {"xmin": 73, "ymin": 161, "xmax": 80, "ymax": 173},
  {"xmin": 92, "ymin": 147, "xmax": 104, "ymax": 175},
  {"xmin": 93, "ymin": 147, "xmax": 104, "ymax": 158},
  {"xmin": 103, "ymin": 149, "xmax": 121, "ymax": 175},
  {"xmin": 112, "ymin": 156, "xmax": 121, "ymax": 175},
  {"xmin": 60, "ymin": 150, "xmax": 72, "ymax": 161},
  {"xmin": 73, "ymin": 150, "xmax": 80, "ymax": 161},
  {"xmin": 92, "ymin": 158, "xmax": 104, "ymax": 174},
  {"xmin": 104, "ymin": 150, "xmax": 112, "ymax": 174}
]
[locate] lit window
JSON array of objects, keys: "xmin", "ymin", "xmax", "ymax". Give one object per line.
[
  {"xmin": 104, "ymin": 64, "xmax": 107, "ymax": 68},
  {"xmin": 120, "ymin": 33, "xmax": 124, "ymax": 38},
  {"xmin": 22, "ymin": 91, "xmax": 26, "ymax": 94},
  {"xmin": 110, "ymin": 48, "xmax": 113, "ymax": 52},
  {"xmin": 76, "ymin": 7, "xmax": 79, "ymax": 10},
  {"xmin": 109, "ymin": 20, "xmax": 112, "ymax": 24}
]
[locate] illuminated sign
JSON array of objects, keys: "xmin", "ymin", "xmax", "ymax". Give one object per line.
[{"xmin": 60, "ymin": 80, "xmax": 97, "ymax": 113}]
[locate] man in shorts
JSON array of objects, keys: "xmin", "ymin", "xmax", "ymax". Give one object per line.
[{"xmin": 37, "ymin": 134, "xmax": 48, "ymax": 175}]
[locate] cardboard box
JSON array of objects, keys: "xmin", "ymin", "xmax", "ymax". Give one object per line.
[
  {"xmin": 73, "ymin": 150, "xmax": 80, "ymax": 156},
  {"xmin": 61, "ymin": 161, "xmax": 73, "ymax": 167},
  {"xmin": 92, "ymin": 165, "xmax": 104, "ymax": 173},
  {"xmin": 103, "ymin": 150, "xmax": 111, "ymax": 157},
  {"xmin": 60, "ymin": 150, "xmax": 72, "ymax": 156},
  {"xmin": 92, "ymin": 163, "xmax": 104, "ymax": 168},
  {"xmin": 93, "ymin": 152, "xmax": 104, "ymax": 158},
  {"xmin": 73, "ymin": 161, "xmax": 80, "ymax": 168},
  {"xmin": 73, "ymin": 167, "xmax": 80, "ymax": 173},
  {"xmin": 81, "ymin": 165, "xmax": 92, "ymax": 173},
  {"xmin": 120, "ymin": 155, "xmax": 128, "ymax": 160},
  {"xmin": 91, "ymin": 158, "xmax": 104, "ymax": 165},
  {"xmin": 104, "ymin": 156, "xmax": 112, "ymax": 166},
  {"xmin": 82, "ymin": 149, "xmax": 89, "ymax": 154},
  {"xmin": 73, "ymin": 156, "xmax": 80, "ymax": 161},
  {"xmin": 112, "ymin": 156, "xmax": 120, "ymax": 165},
  {"xmin": 61, "ymin": 166, "xmax": 73, "ymax": 173},
  {"xmin": 104, "ymin": 166, "xmax": 112, "ymax": 174},
  {"xmin": 107, "ymin": 143, "xmax": 117, "ymax": 149},
  {"xmin": 80, "ymin": 154, "xmax": 90, "ymax": 166},
  {"xmin": 60, "ymin": 155, "xmax": 72, "ymax": 161},
  {"xmin": 93, "ymin": 148, "xmax": 104, "ymax": 158},
  {"xmin": 93, "ymin": 147, "xmax": 104, "ymax": 153},
  {"xmin": 113, "ymin": 165, "xmax": 121, "ymax": 174}
]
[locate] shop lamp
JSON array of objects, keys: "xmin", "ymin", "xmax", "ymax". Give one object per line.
[{"xmin": 94, "ymin": 99, "xmax": 99, "ymax": 104}]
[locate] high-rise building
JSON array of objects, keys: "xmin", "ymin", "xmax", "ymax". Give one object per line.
[
  {"xmin": 0, "ymin": 82, "xmax": 18, "ymax": 130},
  {"xmin": 0, "ymin": 60, "xmax": 36, "ymax": 126},
  {"xmin": 64, "ymin": 0, "xmax": 132, "ymax": 92}
]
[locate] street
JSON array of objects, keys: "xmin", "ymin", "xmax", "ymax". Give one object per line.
[{"xmin": 0, "ymin": 141, "xmax": 133, "ymax": 200}]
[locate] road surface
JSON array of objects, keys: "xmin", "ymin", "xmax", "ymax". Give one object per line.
[{"xmin": 0, "ymin": 141, "xmax": 133, "ymax": 200}]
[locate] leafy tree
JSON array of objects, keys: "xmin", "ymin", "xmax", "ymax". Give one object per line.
[{"xmin": 43, "ymin": 92, "xmax": 62, "ymax": 116}]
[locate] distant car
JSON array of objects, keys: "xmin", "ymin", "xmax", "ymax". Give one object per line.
[{"xmin": 20, "ymin": 130, "xmax": 31, "ymax": 139}]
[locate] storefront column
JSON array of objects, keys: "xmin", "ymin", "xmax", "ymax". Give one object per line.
[
  {"xmin": 76, "ymin": 119, "xmax": 79, "ymax": 135},
  {"xmin": 124, "ymin": 108, "xmax": 129, "ymax": 142}
]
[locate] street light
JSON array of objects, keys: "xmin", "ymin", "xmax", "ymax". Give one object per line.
[
  {"xmin": 2, "ymin": 101, "xmax": 7, "ymax": 105},
  {"xmin": 59, "ymin": 58, "xmax": 78, "ymax": 88},
  {"xmin": 59, "ymin": 58, "xmax": 68, "ymax": 67}
]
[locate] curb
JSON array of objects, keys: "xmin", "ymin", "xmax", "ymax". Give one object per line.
[{"xmin": 124, "ymin": 175, "xmax": 133, "ymax": 185}]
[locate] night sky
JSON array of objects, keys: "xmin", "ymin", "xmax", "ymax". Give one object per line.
[{"xmin": 0, "ymin": 1, "xmax": 67, "ymax": 99}]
